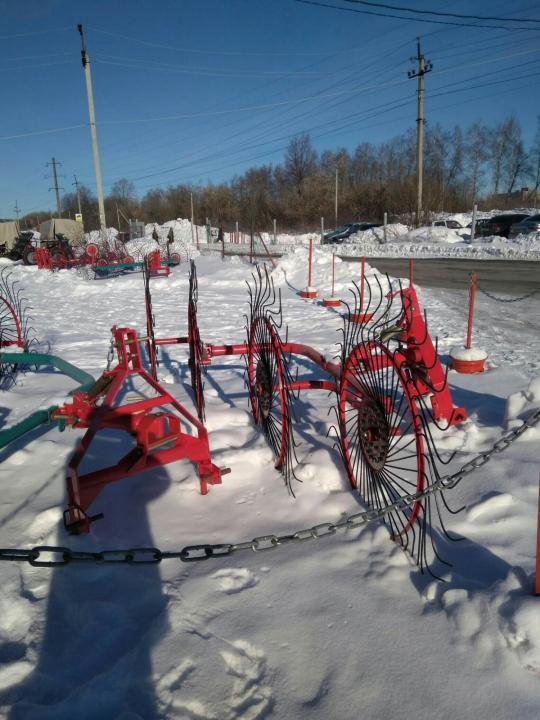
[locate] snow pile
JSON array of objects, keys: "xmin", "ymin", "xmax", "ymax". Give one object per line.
[
  {"xmin": 449, "ymin": 346, "xmax": 488, "ymax": 361},
  {"xmin": 505, "ymin": 376, "xmax": 540, "ymax": 432},
  {"xmin": 348, "ymin": 222, "xmax": 409, "ymax": 244},
  {"xmin": 84, "ymin": 227, "xmax": 119, "ymax": 244},
  {"xmin": 124, "ymin": 236, "xmax": 159, "ymax": 259},
  {"xmin": 404, "ymin": 226, "xmax": 464, "ymax": 244},
  {"xmin": 271, "ymin": 244, "xmax": 387, "ymax": 300}
]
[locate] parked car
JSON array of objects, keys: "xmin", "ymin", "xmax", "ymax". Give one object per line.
[
  {"xmin": 433, "ymin": 219, "xmax": 463, "ymax": 229},
  {"xmin": 474, "ymin": 213, "xmax": 530, "ymax": 238},
  {"xmin": 323, "ymin": 222, "xmax": 381, "ymax": 244},
  {"xmin": 508, "ymin": 213, "xmax": 540, "ymax": 238}
]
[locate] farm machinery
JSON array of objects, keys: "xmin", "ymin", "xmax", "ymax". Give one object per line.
[{"xmin": 1, "ymin": 258, "xmax": 468, "ymax": 571}]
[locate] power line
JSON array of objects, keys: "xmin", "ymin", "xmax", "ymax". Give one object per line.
[
  {"xmin": 293, "ymin": 0, "xmax": 540, "ymax": 31},
  {"xmin": 0, "ymin": 52, "xmax": 72, "ymax": 62},
  {"xmin": 0, "ymin": 60, "xmax": 74, "ymax": 72},
  {"xmin": 95, "ymin": 50, "xmax": 540, "ymax": 182},
  {"xmin": 128, "ymin": 70, "xmax": 540, "ymax": 192},
  {"xmin": 0, "ymin": 124, "xmax": 85, "ymax": 141},
  {"xmin": 341, "ymin": 0, "xmax": 540, "ymax": 24},
  {"xmin": 93, "ymin": 56, "xmax": 331, "ymax": 78},
  {"xmin": 88, "ymin": 25, "xmax": 361, "ymax": 56},
  {"xmin": 0, "ymin": 27, "xmax": 71, "ymax": 40}
]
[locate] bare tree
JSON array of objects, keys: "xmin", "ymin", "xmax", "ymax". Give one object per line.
[
  {"xmin": 284, "ymin": 133, "xmax": 317, "ymax": 197},
  {"xmin": 465, "ymin": 122, "xmax": 490, "ymax": 204}
]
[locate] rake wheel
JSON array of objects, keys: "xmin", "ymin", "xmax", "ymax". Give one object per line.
[
  {"xmin": 338, "ymin": 341, "xmax": 426, "ymax": 539},
  {"xmin": 0, "ymin": 268, "xmax": 35, "ymax": 387},
  {"xmin": 247, "ymin": 315, "xmax": 290, "ymax": 473},
  {"xmin": 188, "ymin": 261, "xmax": 205, "ymax": 421}
]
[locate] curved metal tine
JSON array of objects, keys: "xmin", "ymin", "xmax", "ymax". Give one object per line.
[
  {"xmin": 404, "ymin": 308, "xmax": 430, "ymax": 347},
  {"xmin": 415, "ymin": 397, "xmax": 456, "ymax": 461}
]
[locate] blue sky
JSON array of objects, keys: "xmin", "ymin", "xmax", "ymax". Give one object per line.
[{"xmin": 1, "ymin": 0, "xmax": 539, "ymax": 218}]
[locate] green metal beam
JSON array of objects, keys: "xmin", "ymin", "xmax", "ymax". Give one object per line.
[{"xmin": 0, "ymin": 352, "xmax": 96, "ymax": 450}]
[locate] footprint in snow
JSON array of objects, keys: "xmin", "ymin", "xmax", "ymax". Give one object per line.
[
  {"xmin": 466, "ymin": 492, "xmax": 514, "ymax": 522},
  {"xmin": 211, "ymin": 568, "xmax": 259, "ymax": 594}
]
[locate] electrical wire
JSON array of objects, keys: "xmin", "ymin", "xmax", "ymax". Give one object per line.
[
  {"xmin": 93, "ymin": 56, "xmax": 332, "ymax": 78},
  {"xmin": 0, "ymin": 27, "xmax": 71, "ymax": 40},
  {"xmin": 115, "ymin": 62, "xmax": 540, "ymax": 192},
  {"xmin": 0, "ymin": 60, "xmax": 75, "ymax": 73},
  {"xmin": 88, "ymin": 25, "xmax": 369, "ymax": 56},
  {"xmin": 293, "ymin": 0, "xmax": 540, "ymax": 31},
  {"xmin": 0, "ymin": 125, "xmax": 86, "ymax": 142},
  {"xmin": 341, "ymin": 0, "xmax": 540, "ymax": 24}
]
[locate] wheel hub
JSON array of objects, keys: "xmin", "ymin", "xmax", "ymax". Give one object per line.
[
  {"xmin": 357, "ymin": 400, "xmax": 390, "ymax": 471},
  {"xmin": 256, "ymin": 361, "xmax": 272, "ymax": 419}
]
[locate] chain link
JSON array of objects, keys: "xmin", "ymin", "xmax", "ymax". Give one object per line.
[
  {"xmin": 477, "ymin": 284, "xmax": 540, "ymax": 304},
  {"xmin": 1, "ymin": 409, "xmax": 539, "ymax": 567}
]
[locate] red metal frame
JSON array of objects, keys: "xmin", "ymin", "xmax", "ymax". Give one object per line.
[
  {"xmin": 147, "ymin": 250, "xmax": 171, "ymax": 277},
  {"xmin": 52, "ymin": 326, "xmax": 225, "ymax": 533}
]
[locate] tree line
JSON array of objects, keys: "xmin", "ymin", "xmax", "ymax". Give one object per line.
[{"xmin": 22, "ymin": 114, "xmax": 540, "ymax": 233}]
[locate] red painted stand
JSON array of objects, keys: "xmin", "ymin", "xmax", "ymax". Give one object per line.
[
  {"xmin": 350, "ymin": 256, "xmax": 373, "ymax": 323},
  {"xmin": 147, "ymin": 250, "xmax": 171, "ymax": 277},
  {"xmin": 451, "ymin": 272, "xmax": 486, "ymax": 374},
  {"xmin": 52, "ymin": 326, "xmax": 225, "ymax": 533}
]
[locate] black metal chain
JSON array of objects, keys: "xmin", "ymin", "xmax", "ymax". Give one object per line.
[
  {"xmin": 1, "ymin": 408, "xmax": 539, "ymax": 568},
  {"xmin": 477, "ymin": 284, "xmax": 540, "ymax": 303}
]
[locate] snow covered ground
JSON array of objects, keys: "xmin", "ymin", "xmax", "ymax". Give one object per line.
[{"xmin": 0, "ymin": 250, "xmax": 539, "ymax": 719}]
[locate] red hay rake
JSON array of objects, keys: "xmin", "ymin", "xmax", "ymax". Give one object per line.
[
  {"xmin": 0, "ymin": 268, "xmax": 37, "ymax": 388},
  {"xmin": 49, "ymin": 259, "xmax": 468, "ymax": 574}
]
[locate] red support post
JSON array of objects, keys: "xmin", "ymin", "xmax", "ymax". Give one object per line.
[
  {"xmin": 308, "ymin": 237, "xmax": 313, "ymax": 288},
  {"xmin": 332, "ymin": 252, "xmax": 335, "ymax": 297},
  {"xmin": 466, "ymin": 272, "xmax": 477, "ymax": 350},
  {"xmin": 300, "ymin": 237, "xmax": 318, "ymax": 298},
  {"xmin": 350, "ymin": 256, "xmax": 373, "ymax": 323},
  {"xmin": 360, "ymin": 255, "xmax": 365, "ymax": 311},
  {"xmin": 409, "ymin": 258, "xmax": 414, "ymax": 288}
]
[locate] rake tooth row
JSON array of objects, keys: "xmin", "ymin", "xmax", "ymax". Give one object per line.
[
  {"xmin": 0, "ymin": 267, "xmax": 37, "ymax": 388},
  {"xmin": 337, "ymin": 273, "xmax": 463, "ymax": 577},
  {"xmin": 188, "ymin": 260, "xmax": 206, "ymax": 421},
  {"xmin": 245, "ymin": 265, "xmax": 298, "ymax": 492}
]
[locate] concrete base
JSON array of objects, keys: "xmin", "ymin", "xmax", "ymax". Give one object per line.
[
  {"xmin": 322, "ymin": 297, "xmax": 341, "ymax": 307},
  {"xmin": 451, "ymin": 357, "xmax": 486, "ymax": 374},
  {"xmin": 300, "ymin": 289, "xmax": 318, "ymax": 299}
]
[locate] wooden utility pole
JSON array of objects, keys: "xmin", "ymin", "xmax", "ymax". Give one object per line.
[
  {"xmin": 190, "ymin": 192, "xmax": 195, "ymax": 245},
  {"xmin": 408, "ymin": 38, "xmax": 432, "ymax": 227},
  {"xmin": 78, "ymin": 24, "xmax": 107, "ymax": 233},
  {"xmin": 13, "ymin": 201, "xmax": 20, "ymax": 221},
  {"xmin": 48, "ymin": 157, "xmax": 62, "ymax": 216},
  {"xmin": 334, "ymin": 167, "xmax": 338, "ymax": 228},
  {"xmin": 73, "ymin": 175, "xmax": 82, "ymax": 215}
]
